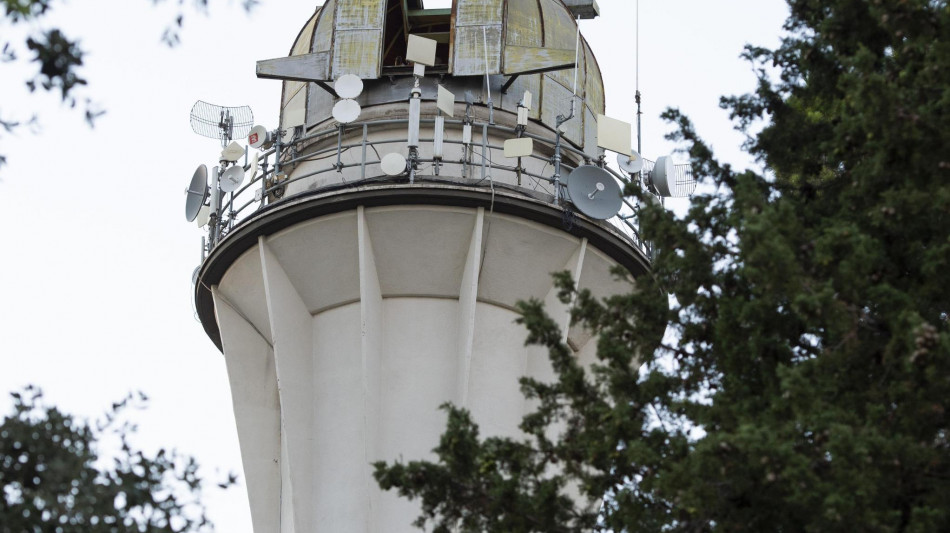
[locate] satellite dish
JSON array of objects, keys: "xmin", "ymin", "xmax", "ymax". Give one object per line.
[
  {"xmin": 333, "ymin": 99, "xmax": 361, "ymax": 124},
  {"xmin": 248, "ymin": 125, "xmax": 271, "ymax": 149},
  {"xmin": 650, "ymin": 155, "xmax": 675, "ymax": 196},
  {"xmin": 617, "ymin": 149, "xmax": 644, "ymax": 174},
  {"xmin": 220, "ymin": 165, "xmax": 245, "ymax": 193},
  {"xmin": 650, "ymin": 155, "xmax": 697, "ymax": 198},
  {"xmin": 565, "ymin": 165, "xmax": 623, "ymax": 220},
  {"xmin": 335, "ymin": 74, "xmax": 364, "ymax": 99},
  {"xmin": 185, "ymin": 164, "xmax": 209, "ymax": 222},
  {"xmin": 380, "ymin": 153, "xmax": 407, "ymax": 176}
]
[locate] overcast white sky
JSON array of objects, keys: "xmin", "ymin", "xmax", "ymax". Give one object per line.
[{"xmin": 0, "ymin": 1, "xmax": 788, "ymax": 530}]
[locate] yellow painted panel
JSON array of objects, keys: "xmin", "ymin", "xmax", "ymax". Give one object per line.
[
  {"xmin": 334, "ymin": 0, "xmax": 385, "ymax": 29},
  {"xmin": 283, "ymin": 80, "xmax": 305, "ymax": 108},
  {"xmin": 456, "ymin": 0, "xmax": 505, "ymax": 26},
  {"xmin": 331, "ymin": 30, "xmax": 384, "ymax": 78},
  {"xmin": 584, "ymin": 40, "xmax": 605, "ymax": 115},
  {"xmin": 539, "ymin": 0, "xmax": 584, "ymax": 94},
  {"xmin": 505, "ymin": 0, "xmax": 543, "ymax": 47},
  {"xmin": 312, "ymin": 0, "xmax": 335, "ymax": 52},
  {"xmin": 282, "ymin": 90, "xmax": 306, "ymax": 129},
  {"xmin": 453, "ymin": 25, "xmax": 502, "ymax": 75},
  {"xmin": 540, "ymin": 76, "xmax": 584, "ymax": 147},
  {"xmin": 498, "ymin": 74, "xmax": 541, "ymax": 120},
  {"xmin": 291, "ymin": 10, "xmax": 319, "ymax": 56}
]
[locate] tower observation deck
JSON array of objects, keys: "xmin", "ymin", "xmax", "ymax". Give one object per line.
[{"xmin": 189, "ymin": 1, "xmax": 674, "ymax": 531}]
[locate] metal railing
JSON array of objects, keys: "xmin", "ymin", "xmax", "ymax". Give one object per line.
[{"xmin": 203, "ymin": 118, "xmax": 678, "ymax": 261}]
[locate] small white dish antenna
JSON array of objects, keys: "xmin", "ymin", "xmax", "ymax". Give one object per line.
[
  {"xmin": 220, "ymin": 165, "xmax": 245, "ymax": 193},
  {"xmin": 185, "ymin": 164, "xmax": 209, "ymax": 222},
  {"xmin": 248, "ymin": 125, "xmax": 275, "ymax": 150},
  {"xmin": 334, "ymin": 74, "xmax": 364, "ymax": 99},
  {"xmin": 381, "ymin": 153, "xmax": 408, "ymax": 176},
  {"xmin": 596, "ymin": 114, "xmax": 633, "ymax": 156},
  {"xmin": 650, "ymin": 155, "xmax": 696, "ymax": 197},
  {"xmin": 650, "ymin": 155, "xmax": 675, "ymax": 196},
  {"xmin": 221, "ymin": 141, "xmax": 245, "ymax": 162},
  {"xmin": 195, "ymin": 205, "xmax": 211, "ymax": 228},
  {"xmin": 504, "ymin": 138, "xmax": 534, "ymax": 158},
  {"xmin": 617, "ymin": 149, "xmax": 644, "ymax": 174},
  {"xmin": 333, "ymin": 99, "xmax": 361, "ymax": 124},
  {"xmin": 406, "ymin": 34, "xmax": 438, "ymax": 66},
  {"xmin": 437, "ymin": 85, "xmax": 455, "ymax": 117},
  {"xmin": 566, "ymin": 165, "xmax": 623, "ymax": 220}
]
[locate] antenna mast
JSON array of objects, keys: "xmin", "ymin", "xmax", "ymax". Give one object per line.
[{"xmin": 635, "ymin": 0, "xmax": 642, "ymax": 155}]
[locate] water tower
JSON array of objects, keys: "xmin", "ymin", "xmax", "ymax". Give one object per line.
[{"xmin": 187, "ymin": 1, "xmax": 692, "ymax": 531}]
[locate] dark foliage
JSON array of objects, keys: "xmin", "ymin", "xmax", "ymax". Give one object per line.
[
  {"xmin": 374, "ymin": 1, "xmax": 950, "ymax": 531},
  {"xmin": 0, "ymin": 387, "xmax": 229, "ymax": 532}
]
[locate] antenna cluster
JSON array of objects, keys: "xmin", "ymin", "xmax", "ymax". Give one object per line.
[{"xmin": 185, "ymin": 14, "xmax": 697, "ymax": 265}]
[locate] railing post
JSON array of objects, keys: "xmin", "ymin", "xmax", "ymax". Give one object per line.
[{"xmin": 361, "ymin": 123, "xmax": 368, "ymax": 180}]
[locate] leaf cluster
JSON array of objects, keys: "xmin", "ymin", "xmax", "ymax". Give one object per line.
[
  {"xmin": 0, "ymin": 0, "xmax": 258, "ymax": 170},
  {"xmin": 373, "ymin": 0, "xmax": 950, "ymax": 531},
  {"xmin": 0, "ymin": 386, "xmax": 230, "ymax": 532}
]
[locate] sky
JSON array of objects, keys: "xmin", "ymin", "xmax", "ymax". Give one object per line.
[{"xmin": 0, "ymin": 0, "xmax": 788, "ymax": 530}]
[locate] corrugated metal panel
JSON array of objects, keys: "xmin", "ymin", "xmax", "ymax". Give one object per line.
[
  {"xmin": 453, "ymin": 25, "xmax": 502, "ymax": 75},
  {"xmin": 282, "ymin": 90, "xmax": 307, "ymax": 129},
  {"xmin": 452, "ymin": 0, "xmax": 504, "ymax": 75},
  {"xmin": 584, "ymin": 39, "xmax": 604, "ymax": 116},
  {"xmin": 456, "ymin": 0, "xmax": 505, "ymax": 25},
  {"xmin": 583, "ymin": 106, "xmax": 604, "ymax": 159},
  {"xmin": 306, "ymin": 82, "xmax": 334, "ymax": 127},
  {"xmin": 499, "ymin": 74, "xmax": 541, "ymax": 120},
  {"xmin": 539, "ymin": 0, "xmax": 584, "ymax": 94},
  {"xmin": 331, "ymin": 0, "xmax": 386, "ymax": 79},
  {"xmin": 540, "ymin": 76, "xmax": 584, "ymax": 146},
  {"xmin": 281, "ymin": 9, "xmax": 320, "ymax": 130},
  {"xmin": 312, "ymin": 0, "xmax": 335, "ymax": 53},
  {"xmin": 504, "ymin": 0, "xmax": 542, "ymax": 47}
]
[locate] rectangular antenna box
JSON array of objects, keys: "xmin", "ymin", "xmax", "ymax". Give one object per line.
[
  {"xmin": 504, "ymin": 138, "xmax": 534, "ymax": 158},
  {"xmin": 596, "ymin": 114, "xmax": 632, "ymax": 156},
  {"xmin": 406, "ymin": 34, "xmax": 438, "ymax": 66}
]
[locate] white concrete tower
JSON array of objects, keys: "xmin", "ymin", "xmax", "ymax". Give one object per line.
[{"xmin": 191, "ymin": 1, "xmax": 651, "ymax": 531}]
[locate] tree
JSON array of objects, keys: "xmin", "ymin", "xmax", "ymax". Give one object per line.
[
  {"xmin": 0, "ymin": 0, "xmax": 256, "ymax": 168},
  {"xmin": 373, "ymin": 0, "xmax": 950, "ymax": 531},
  {"xmin": 0, "ymin": 386, "xmax": 231, "ymax": 532}
]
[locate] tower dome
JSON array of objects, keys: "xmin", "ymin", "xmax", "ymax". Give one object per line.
[
  {"xmin": 275, "ymin": 0, "xmax": 604, "ymax": 152},
  {"xmin": 191, "ymin": 1, "xmax": 649, "ymax": 531}
]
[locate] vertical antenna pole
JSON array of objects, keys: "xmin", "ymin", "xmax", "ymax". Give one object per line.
[
  {"xmin": 336, "ymin": 124, "xmax": 344, "ymax": 171},
  {"xmin": 483, "ymin": 27, "xmax": 494, "ymax": 124},
  {"xmin": 635, "ymin": 0, "xmax": 642, "ymax": 155},
  {"xmin": 572, "ymin": 14, "xmax": 580, "ymax": 97},
  {"xmin": 361, "ymin": 123, "xmax": 368, "ymax": 180}
]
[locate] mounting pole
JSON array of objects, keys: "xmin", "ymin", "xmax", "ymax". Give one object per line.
[
  {"xmin": 635, "ymin": 0, "xmax": 642, "ymax": 156},
  {"xmin": 636, "ymin": 90, "xmax": 642, "ymax": 155}
]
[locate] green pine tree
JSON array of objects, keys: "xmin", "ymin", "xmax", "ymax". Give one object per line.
[{"xmin": 373, "ymin": 0, "xmax": 950, "ymax": 531}]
